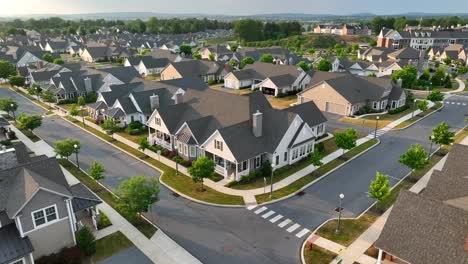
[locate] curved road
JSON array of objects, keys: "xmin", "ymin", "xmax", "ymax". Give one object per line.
[{"xmin": 2, "ymin": 87, "xmax": 467, "ymax": 264}]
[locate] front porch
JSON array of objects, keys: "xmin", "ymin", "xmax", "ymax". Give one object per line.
[
  {"xmin": 149, "ymin": 129, "xmax": 173, "ymax": 151},
  {"xmin": 204, "ymin": 151, "xmax": 262, "ymax": 181}
]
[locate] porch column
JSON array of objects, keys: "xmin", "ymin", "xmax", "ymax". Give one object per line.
[
  {"xmin": 29, "ymin": 252, "xmax": 35, "ymax": 264},
  {"xmin": 235, "ymin": 162, "xmax": 239, "ymax": 181},
  {"xmin": 223, "ymin": 158, "xmax": 227, "ymax": 178},
  {"xmin": 377, "ymin": 249, "xmax": 383, "ymax": 264}
]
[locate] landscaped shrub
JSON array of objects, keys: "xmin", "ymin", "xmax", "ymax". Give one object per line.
[
  {"xmin": 355, "ymin": 106, "xmax": 383, "ymax": 116},
  {"xmin": 315, "ymin": 142, "xmax": 325, "ymax": 154},
  {"xmin": 207, "ymin": 79, "xmax": 216, "ymax": 85},
  {"xmin": 226, "ymin": 180, "xmax": 237, "ymax": 187},
  {"xmin": 97, "ymin": 210, "xmax": 112, "ymax": 230},
  {"xmin": 125, "ymin": 121, "xmax": 145, "ymax": 135},
  {"xmin": 75, "ymin": 226, "xmax": 96, "ymax": 256},
  {"xmin": 388, "ymin": 104, "xmax": 410, "ymax": 115}
]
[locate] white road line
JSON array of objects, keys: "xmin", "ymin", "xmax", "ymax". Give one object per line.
[
  {"xmin": 262, "ymin": 211, "xmax": 275, "ymax": 219},
  {"xmin": 296, "ymin": 228, "xmax": 310, "ymax": 238},
  {"xmin": 457, "ymin": 103, "xmax": 461, "ymax": 105},
  {"xmin": 269, "ymin": 214, "xmax": 283, "ymax": 223},
  {"xmin": 246, "ymin": 205, "xmax": 258, "ymax": 210},
  {"xmin": 463, "ymin": 103, "xmax": 467, "ymax": 106},
  {"xmin": 254, "ymin": 206, "xmax": 268, "ymax": 214},
  {"xmin": 286, "ymin": 223, "xmax": 301, "ymax": 233},
  {"xmin": 278, "ymin": 219, "xmax": 291, "ymax": 228},
  {"xmin": 451, "ymin": 102, "xmax": 456, "ymax": 104}
]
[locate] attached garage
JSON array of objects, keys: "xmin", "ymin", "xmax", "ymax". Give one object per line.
[{"xmin": 325, "ymin": 102, "xmax": 347, "ymax": 115}]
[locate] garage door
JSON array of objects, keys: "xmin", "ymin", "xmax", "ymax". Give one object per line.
[{"xmin": 325, "ymin": 102, "xmax": 346, "ymax": 115}]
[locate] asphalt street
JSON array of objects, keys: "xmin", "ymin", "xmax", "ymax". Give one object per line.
[{"xmin": 3, "ymin": 86, "xmax": 468, "ymax": 264}]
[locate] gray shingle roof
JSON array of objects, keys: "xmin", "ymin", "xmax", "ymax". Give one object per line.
[
  {"xmin": 0, "ymin": 224, "xmax": 33, "ymax": 264},
  {"xmin": 100, "ymin": 66, "xmax": 140, "ymax": 83}
]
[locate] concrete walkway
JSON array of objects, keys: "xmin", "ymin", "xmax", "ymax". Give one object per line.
[
  {"xmin": 442, "ymin": 78, "xmax": 465, "ymax": 94},
  {"xmin": 6, "ymin": 119, "xmax": 202, "ymax": 264},
  {"xmin": 317, "ymin": 135, "xmax": 468, "ymax": 264}
]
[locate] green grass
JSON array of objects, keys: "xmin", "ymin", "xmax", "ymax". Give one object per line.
[
  {"xmin": 303, "ymin": 245, "xmax": 337, "ymax": 264},
  {"xmin": 97, "ymin": 210, "xmax": 112, "ymax": 230},
  {"xmin": 63, "ymin": 116, "xmax": 244, "ymax": 206},
  {"xmin": 59, "ymin": 159, "xmax": 157, "ymax": 238},
  {"xmin": 11, "ymin": 122, "xmax": 41, "ymax": 142},
  {"xmin": 92, "ymin": 231, "xmax": 133, "ymax": 262},
  {"xmin": 315, "ymin": 212, "xmax": 379, "ymax": 246},
  {"xmin": 13, "ymin": 87, "xmax": 53, "ymax": 110},
  {"xmin": 393, "ymin": 102, "xmax": 442, "ymax": 129},
  {"xmin": 255, "ymin": 139, "xmax": 379, "ymax": 204}
]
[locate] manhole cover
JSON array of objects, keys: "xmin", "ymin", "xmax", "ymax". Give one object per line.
[
  {"xmin": 296, "ymin": 191, "xmax": 305, "ymax": 196},
  {"xmin": 172, "ymin": 192, "xmax": 180, "ymax": 197}
]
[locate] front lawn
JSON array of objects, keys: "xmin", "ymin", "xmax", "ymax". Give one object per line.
[
  {"xmin": 393, "ymin": 102, "xmax": 442, "ymax": 129},
  {"xmin": 268, "ymin": 95, "xmax": 297, "ymax": 109},
  {"xmin": 303, "ymin": 245, "xmax": 337, "ymax": 264},
  {"xmin": 255, "ymin": 139, "xmax": 379, "ymax": 204},
  {"xmin": 339, "ymin": 105, "xmax": 416, "ymax": 129},
  {"xmin": 92, "ymin": 231, "xmax": 133, "ymax": 262}
]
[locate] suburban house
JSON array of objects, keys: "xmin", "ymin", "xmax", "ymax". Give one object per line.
[
  {"xmin": 146, "ymin": 89, "xmax": 327, "ymax": 181},
  {"xmin": 199, "ymin": 45, "xmax": 233, "ymax": 61},
  {"xmin": 297, "ymin": 72, "xmax": 406, "ymax": 116},
  {"xmin": 375, "ymin": 144, "xmax": 468, "ymax": 264},
  {"xmin": 160, "ymin": 60, "xmax": 231, "ymax": 83},
  {"xmin": 94, "ymin": 66, "xmax": 141, "ymax": 93},
  {"xmin": 314, "ymin": 24, "xmax": 341, "ymax": 34},
  {"xmin": 341, "ymin": 24, "xmax": 371, "ymax": 36},
  {"xmin": 43, "ymin": 41, "xmax": 71, "ymax": 53},
  {"xmin": 16, "ymin": 51, "xmax": 61, "ymax": 67},
  {"xmin": 80, "ymin": 47, "xmax": 112, "ymax": 62},
  {"xmin": 0, "ymin": 143, "xmax": 101, "ymax": 264},
  {"xmin": 49, "ymin": 71, "xmax": 103, "ymax": 100},
  {"xmin": 224, "ymin": 62, "xmax": 312, "ymax": 96},
  {"xmin": 137, "ymin": 57, "xmax": 170, "ymax": 76}
]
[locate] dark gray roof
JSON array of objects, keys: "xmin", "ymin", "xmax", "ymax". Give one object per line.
[
  {"xmin": 140, "ymin": 56, "xmax": 170, "ymax": 69},
  {"xmin": 0, "ymin": 117, "xmax": 9, "ymax": 127},
  {"xmin": 84, "ymin": 46, "xmax": 112, "ymax": 58},
  {"xmin": 375, "ymin": 191, "xmax": 468, "ymax": 264},
  {"xmin": 387, "ymin": 47, "xmax": 422, "ymax": 60},
  {"xmin": 0, "ymin": 224, "xmax": 33, "ymax": 264},
  {"xmin": 70, "ymin": 183, "xmax": 101, "ymax": 212},
  {"xmin": 168, "ymin": 60, "xmax": 226, "ymax": 78},
  {"xmin": 31, "ymin": 70, "xmax": 60, "ymax": 82},
  {"xmin": 287, "ymin": 101, "xmax": 328, "ymax": 127},
  {"xmin": 230, "ymin": 68, "xmax": 264, "ymax": 80},
  {"xmin": 100, "ymin": 82, "xmax": 144, "ymax": 106},
  {"xmin": 100, "ymin": 66, "xmax": 140, "ymax": 83}
]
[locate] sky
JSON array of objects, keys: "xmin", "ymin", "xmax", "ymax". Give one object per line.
[{"xmin": 1, "ymin": 0, "xmax": 468, "ymax": 16}]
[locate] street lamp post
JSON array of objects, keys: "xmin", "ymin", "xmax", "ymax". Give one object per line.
[
  {"xmin": 335, "ymin": 193, "xmax": 344, "ymax": 234},
  {"xmin": 174, "ymin": 145, "xmax": 179, "ymax": 175},
  {"xmin": 74, "ymin": 144, "xmax": 80, "ymax": 169},
  {"xmin": 269, "ymin": 163, "xmax": 275, "ymax": 199},
  {"xmin": 10, "ymin": 103, "xmax": 16, "ymax": 121},
  {"xmin": 412, "ymin": 99, "xmax": 417, "ymax": 118},
  {"xmin": 374, "ymin": 116, "xmax": 380, "ymax": 139},
  {"xmin": 35, "ymin": 87, "xmax": 40, "ymax": 101},
  {"xmin": 428, "ymin": 135, "xmax": 434, "ymax": 160}
]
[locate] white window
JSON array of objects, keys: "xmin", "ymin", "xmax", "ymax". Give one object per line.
[
  {"xmin": 214, "ymin": 140, "xmax": 223, "ymax": 151},
  {"xmin": 155, "ymin": 117, "xmax": 161, "ymax": 126},
  {"xmin": 284, "ymin": 152, "xmax": 288, "ymax": 162},
  {"xmin": 189, "ymin": 146, "xmax": 196, "ymax": 157},
  {"xmin": 184, "ymin": 144, "xmax": 188, "ymax": 156},
  {"xmin": 373, "ymin": 102, "xmax": 378, "ymax": 109},
  {"xmin": 255, "ymin": 156, "xmax": 261, "ymax": 168},
  {"xmin": 32, "ymin": 205, "xmax": 57, "ymax": 228}
]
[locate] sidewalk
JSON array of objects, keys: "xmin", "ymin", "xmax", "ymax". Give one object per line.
[
  {"xmin": 6, "ymin": 118, "xmax": 202, "ymax": 264},
  {"xmin": 442, "ymin": 78, "xmax": 465, "ymax": 94}
]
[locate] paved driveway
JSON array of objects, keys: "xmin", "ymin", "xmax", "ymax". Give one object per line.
[{"xmin": 97, "ymin": 246, "xmax": 153, "ymax": 264}]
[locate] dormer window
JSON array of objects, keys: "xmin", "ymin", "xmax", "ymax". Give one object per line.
[
  {"xmin": 214, "ymin": 140, "xmax": 223, "ymax": 151},
  {"xmin": 32, "ymin": 205, "xmax": 57, "ymax": 228},
  {"xmin": 155, "ymin": 118, "xmax": 161, "ymax": 126}
]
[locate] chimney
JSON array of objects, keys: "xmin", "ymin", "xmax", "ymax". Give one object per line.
[
  {"xmin": 252, "ymin": 110, "xmax": 263, "ymax": 137},
  {"xmin": 150, "ymin": 94, "xmax": 159, "ymax": 110},
  {"xmin": 36, "ymin": 60, "xmax": 43, "ymax": 69},
  {"xmin": 396, "ymin": 78, "xmax": 403, "ymax": 88},
  {"xmin": 174, "ymin": 93, "xmax": 183, "ymax": 104},
  {"xmin": 84, "ymin": 77, "xmax": 92, "ymax": 92}
]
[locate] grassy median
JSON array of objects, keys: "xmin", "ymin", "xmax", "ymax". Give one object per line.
[
  {"xmin": 303, "ymin": 245, "xmax": 337, "ymax": 264},
  {"xmin": 92, "ymin": 231, "xmax": 134, "ymax": 262}
]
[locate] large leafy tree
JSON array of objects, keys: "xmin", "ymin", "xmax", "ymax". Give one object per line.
[
  {"xmin": 431, "ymin": 122, "xmax": 455, "ymax": 147},
  {"xmin": 296, "ymin": 61, "xmax": 310, "ymax": 72},
  {"xmin": 17, "ymin": 113, "xmax": 42, "ymax": 132},
  {"xmin": 392, "ymin": 65, "xmax": 418, "ymax": 88},
  {"xmin": 234, "ymin": 19, "xmax": 264, "ymax": 42},
  {"xmin": 42, "ymin": 53, "xmax": 53, "ymax": 63},
  {"xmin": 188, "ymin": 156, "xmax": 215, "ymax": 191},
  {"xmin": 117, "ymin": 176, "xmax": 160, "ymax": 220},
  {"xmin": 368, "ymin": 171, "xmax": 390, "ymax": 201},
  {"xmin": 54, "ymin": 138, "xmax": 80, "ymax": 160},
  {"xmin": 317, "ymin": 59, "xmax": 332, "ymax": 72},
  {"xmin": 0, "ymin": 60, "xmax": 17, "ymax": 79},
  {"xmin": 431, "ymin": 67, "xmax": 447, "ymax": 87},
  {"xmin": 399, "ymin": 144, "xmax": 429, "ymax": 170},
  {"xmin": 240, "ymin": 56, "xmax": 255, "ymax": 68},
  {"xmin": 9, "ymin": 75, "xmax": 25, "ymax": 87},
  {"xmin": 88, "ymin": 161, "xmax": 105, "ymax": 181},
  {"xmin": 0, "ymin": 97, "xmax": 18, "ymax": 119},
  {"xmin": 259, "ymin": 53, "xmax": 274, "ymax": 63},
  {"xmin": 41, "ymin": 89, "xmax": 55, "ymax": 103},
  {"xmin": 335, "ymin": 128, "xmax": 358, "ymax": 154},
  {"xmin": 426, "ymin": 90, "xmax": 444, "ymax": 102},
  {"xmin": 101, "ymin": 118, "xmax": 118, "ymax": 138},
  {"xmin": 179, "ymin": 45, "xmax": 192, "ymax": 55}
]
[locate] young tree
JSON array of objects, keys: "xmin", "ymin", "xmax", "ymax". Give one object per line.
[
  {"xmin": 0, "ymin": 60, "xmax": 17, "ymax": 79},
  {"xmin": 179, "ymin": 45, "xmax": 192, "ymax": 55},
  {"xmin": 431, "ymin": 122, "xmax": 455, "ymax": 147},
  {"xmin": 140, "ymin": 48, "xmax": 150, "ymax": 56},
  {"xmin": 208, "ymin": 53, "xmax": 216, "ymax": 61},
  {"xmin": 296, "ymin": 61, "xmax": 310, "ymax": 72},
  {"xmin": 75, "ymin": 226, "xmax": 96, "ymax": 256},
  {"xmin": 240, "ymin": 56, "xmax": 255, "ymax": 68},
  {"xmin": 431, "ymin": 67, "xmax": 447, "ymax": 86},
  {"xmin": 229, "ymin": 59, "xmax": 238, "ymax": 68},
  {"xmin": 391, "ymin": 65, "xmax": 418, "ymax": 88},
  {"xmin": 188, "ymin": 156, "xmax": 215, "ymax": 191},
  {"xmin": 9, "ymin": 75, "xmax": 25, "ymax": 87},
  {"xmin": 335, "ymin": 128, "xmax": 358, "ymax": 154},
  {"xmin": 138, "ymin": 137, "xmax": 150, "ymax": 152},
  {"xmin": 53, "ymin": 58, "xmax": 65, "ymax": 65},
  {"xmin": 317, "ymin": 59, "xmax": 332, "ymax": 72},
  {"xmin": 443, "ymin": 56, "xmax": 452, "ymax": 65},
  {"xmin": 77, "ymin": 96, "xmax": 86, "ymax": 107},
  {"xmin": 259, "ymin": 53, "xmax": 274, "ymax": 63},
  {"xmin": 308, "ymin": 48, "xmax": 316, "ymax": 54},
  {"xmin": 41, "ymin": 89, "xmax": 55, "ymax": 103},
  {"xmin": 17, "ymin": 113, "xmax": 42, "ymax": 132},
  {"xmin": 192, "ymin": 52, "xmax": 202, "ymax": 59},
  {"xmin": 54, "ymin": 138, "xmax": 80, "ymax": 160},
  {"xmin": 101, "ymin": 118, "xmax": 118, "ymax": 138},
  {"xmin": 426, "ymin": 90, "xmax": 444, "ymax": 102},
  {"xmin": 416, "ymin": 99, "xmax": 429, "ymax": 112},
  {"xmin": 69, "ymin": 104, "xmax": 79, "ymax": 117},
  {"xmin": 399, "ymin": 144, "xmax": 429, "ymax": 170},
  {"xmin": 42, "ymin": 53, "xmax": 54, "ymax": 63},
  {"xmin": 310, "ymin": 148, "xmax": 323, "ymax": 167},
  {"xmin": 88, "ymin": 161, "xmax": 105, "ymax": 181},
  {"xmin": 0, "ymin": 97, "xmax": 18, "ymax": 119},
  {"xmin": 368, "ymin": 171, "xmax": 390, "ymax": 202},
  {"xmin": 230, "ymin": 43, "xmax": 239, "ymax": 52},
  {"xmin": 117, "ymin": 176, "xmax": 160, "ymax": 220}
]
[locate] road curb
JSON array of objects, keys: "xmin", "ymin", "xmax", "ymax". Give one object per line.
[
  {"xmin": 61, "ymin": 116, "xmax": 245, "ymax": 208},
  {"xmin": 392, "ymin": 103, "xmax": 444, "ymax": 131},
  {"xmin": 258, "ymin": 139, "xmax": 381, "ymax": 206}
]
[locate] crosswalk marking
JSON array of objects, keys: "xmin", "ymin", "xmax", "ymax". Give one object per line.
[
  {"xmin": 246, "ymin": 205, "xmax": 258, "ymax": 210},
  {"xmin": 262, "ymin": 210, "xmax": 275, "ymax": 219},
  {"xmin": 278, "ymin": 219, "xmax": 291, "ymax": 228},
  {"xmin": 296, "ymin": 228, "xmax": 310, "ymax": 238},
  {"xmin": 269, "ymin": 214, "xmax": 283, "ymax": 223},
  {"xmin": 286, "ymin": 223, "xmax": 301, "ymax": 233},
  {"xmin": 254, "ymin": 206, "xmax": 268, "ymax": 214}
]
